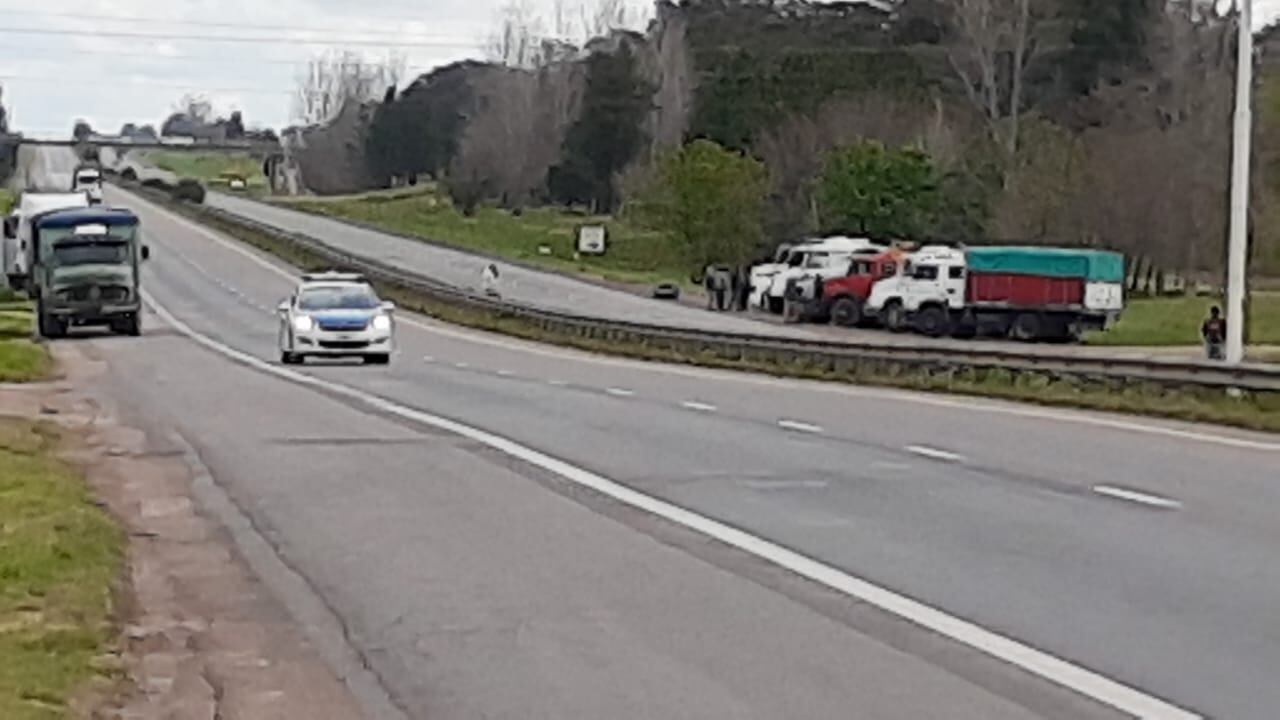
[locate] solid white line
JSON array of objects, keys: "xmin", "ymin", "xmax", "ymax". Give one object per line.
[
  {"xmin": 547, "ymin": 379, "xmax": 569, "ymax": 386},
  {"xmin": 778, "ymin": 419, "xmax": 824, "ymax": 434},
  {"xmin": 680, "ymin": 401, "xmax": 718, "ymax": 413},
  {"xmin": 422, "ymin": 355, "xmax": 435, "ymax": 362},
  {"xmin": 142, "ymin": 289, "xmax": 1200, "ymax": 720},
  {"xmin": 905, "ymin": 445, "xmax": 965, "ymax": 463},
  {"xmin": 496, "ymin": 370, "xmax": 515, "ymax": 377},
  {"xmin": 454, "ymin": 362, "xmax": 470, "ymax": 369},
  {"xmin": 1092, "ymin": 485, "xmax": 1183, "ymax": 510},
  {"xmin": 605, "ymin": 387, "xmax": 635, "ymax": 397},
  {"xmin": 118, "ymin": 185, "xmax": 1278, "ymax": 454}
]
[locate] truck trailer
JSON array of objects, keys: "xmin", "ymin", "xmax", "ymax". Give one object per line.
[
  {"xmin": 864, "ymin": 245, "xmax": 1125, "ymax": 341},
  {"xmin": 3, "ymin": 192, "xmax": 91, "ymax": 291}
]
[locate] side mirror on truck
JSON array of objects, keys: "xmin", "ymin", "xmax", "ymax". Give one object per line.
[
  {"xmin": 2, "ymin": 217, "xmax": 14, "ymax": 239},
  {"xmin": 141, "ymin": 245, "xmax": 150, "ymax": 261}
]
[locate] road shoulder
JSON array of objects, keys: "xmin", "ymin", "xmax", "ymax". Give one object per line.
[{"xmin": 0, "ymin": 343, "xmax": 366, "ymax": 719}]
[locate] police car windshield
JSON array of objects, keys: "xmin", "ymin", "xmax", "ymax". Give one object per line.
[{"xmin": 298, "ymin": 285, "xmax": 379, "ymax": 310}]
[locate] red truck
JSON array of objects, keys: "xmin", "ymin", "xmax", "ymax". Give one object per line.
[{"xmin": 801, "ymin": 248, "xmax": 906, "ymax": 326}]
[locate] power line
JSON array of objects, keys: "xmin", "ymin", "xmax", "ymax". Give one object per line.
[
  {"xmin": 0, "ymin": 26, "xmax": 479, "ymax": 48},
  {"xmin": 0, "ymin": 73, "xmax": 293, "ymax": 96},
  {"xmin": 0, "ymin": 7, "xmax": 482, "ymax": 41}
]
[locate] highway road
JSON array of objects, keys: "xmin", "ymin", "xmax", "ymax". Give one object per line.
[{"xmin": 19, "ymin": 148, "xmax": 1280, "ymax": 718}]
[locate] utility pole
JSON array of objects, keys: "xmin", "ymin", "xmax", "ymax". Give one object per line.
[{"xmin": 1226, "ymin": 0, "xmax": 1252, "ymax": 364}]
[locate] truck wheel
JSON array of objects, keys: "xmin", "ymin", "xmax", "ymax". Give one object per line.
[
  {"xmin": 1010, "ymin": 312, "xmax": 1042, "ymax": 341},
  {"xmin": 766, "ymin": 296, "xmax": 785, "ymax": 315},
  {"xmin": 36, "ymin": 302, "xmax": 65, "ymax": 339},
  {"xmin": 115, "ymin": 314, "xmax": 141, "ymax": 337},
  {"xmin": 882, "ymin": 301, "xmax": 907, "ymax": 333},
  {"xmin": 830, "ymin": 297, "xmax": 863, "ymax": 327},
  {"xmin": 915, "ymin": 306, "xmax": 951, "ymax": 337}
]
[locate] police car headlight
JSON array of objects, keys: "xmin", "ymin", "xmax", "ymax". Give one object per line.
[
  {"xmin": 292, "ymin": 315, "xmax": 314, "ymax": 332},
  {"xmin": 372, "ymin": 314, "xmax": 392, "ymax": 331}
]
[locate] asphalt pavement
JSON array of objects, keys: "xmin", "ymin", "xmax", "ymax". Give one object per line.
[{"xmin": 17, "ymin": 148, "xmax": 1280, "ymax": 718}]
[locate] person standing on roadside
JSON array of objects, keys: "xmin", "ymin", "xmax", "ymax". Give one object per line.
[
  {"xmin": 481, "ymin": 262, "xmax": 501, "ymax": 298},
  {"xmin": 1201, "ymin": 306, "xmax": 1226, "ymax": 360}
]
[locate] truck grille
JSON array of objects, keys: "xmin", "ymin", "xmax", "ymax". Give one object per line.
[{"xmin": 59, "ymin": 285, "xmax": 130, "ymax": 303}]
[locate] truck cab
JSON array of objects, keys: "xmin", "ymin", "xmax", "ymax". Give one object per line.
[
  {"xmin": 818, "ymin": 248, "xmax": 907, "ymax": 326},
  {"xmin": 72, "ymin": 167, "xmax": 105, "ymax": 205},
  {"xmin": 763, "ymin": 236, "xmax": 884, "ymax": 314},
  {"xmin": 30, "ymin": 207, "xmax": 148, "ymax": 338},
  {"xmin": 865, "ymin": 245, "xmax": 966, "ymax": 332}
]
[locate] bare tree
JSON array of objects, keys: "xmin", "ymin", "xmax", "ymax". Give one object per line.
[
  {"xmin": 487, "ymin": 0, "xmax": 549, "ymax": 68},
  {"xmin": 293, "ymin": 52, "xmax": 404, "ymax": 126},
  {"xmin": 943, "ymin": 0, "xmax": 1046, "ymax": 154}
]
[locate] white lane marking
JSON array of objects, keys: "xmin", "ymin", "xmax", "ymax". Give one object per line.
[
  {"xmin": 547, "ymin": 379, "xmax": 569, "ymax": 386},
  {"xmin": 742, "ymin": 479, "xmax": 828, "ymax": 490},
  {"xmin": 143, "ymin": 290, "xmax": 1201, "ymax": 720},
  {"xmin": 905, "ymin": 445, "xmax": 965, "ymax": 463},
  {"xmin": 605, "ymin": 387, "xmax": 635, "ymax": 397},
  {"xmin": 422, "ymin": 355, "xmax": 435, "ymax": 362},
  {"xmin": 119, "ymin": 184, "xmax": 1278, "ymax": 454},
  {"xmin": 1092, "ymin": 485, "xmax": 1183, "ymax": 510},
  {"xmin": 454, "ymin": 362, "xmax": 470, "ymax": 369},
  {"xmin": 496, "ymin": 370, "xmax": 515, "ymax": 377},
  {"xmin": 778, "ymin": 419, "xmax": 824, "ymax": 434},
  {"xmin": 680, "ymin": 400, "xmax": 718, "ymax": 413}
]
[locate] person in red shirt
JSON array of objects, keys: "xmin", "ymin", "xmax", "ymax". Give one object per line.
[{"xmin": 1201, "ymin": 306, "xmax": 1226, "ymax": 360}]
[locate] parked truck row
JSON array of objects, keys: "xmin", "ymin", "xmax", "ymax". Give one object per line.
[{"xmin": 750, "ymin": 238, "xmax": 1125, "ymax": 342}]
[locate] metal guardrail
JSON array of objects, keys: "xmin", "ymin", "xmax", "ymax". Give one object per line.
[{"xmin": 137, "ymin": 186, "xmax": 1280, "ymax": 394}]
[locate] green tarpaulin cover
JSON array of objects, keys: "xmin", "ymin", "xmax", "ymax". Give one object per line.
[{"xmin": 966, "ymin": 247, "xmax": 1125, "ymax": 283}]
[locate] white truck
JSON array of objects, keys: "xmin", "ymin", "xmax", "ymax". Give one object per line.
[
  {"xmin": 757, "ymin": 236, "xmax": 885, "ymax": 314},
  {"xmin": 72, "ymin": 166, "xmax": 105, "ymax": 205},
  {"xmin": 864, "ymin": 245, "xmax": 1126, "ymax": 341},
  {"xmin": 3, "ymin": 192, "xmax": 91, "ymax": 291}
]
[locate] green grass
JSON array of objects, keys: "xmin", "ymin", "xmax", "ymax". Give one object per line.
[
  {"xmin": 280, "ymin": 189, "xmax": 692, "ymax": 288},
  {"xmin": 0, "ymin": 304, "xmax": 49, "ymax": 383},
  {"xmin": 0, "ymin": 419, "xmax": 125, "ymax": 719},
  {"xmin": 1088, "ymin": 293, "xmax": 1280, "ymax": 347},
  {"xmin": 0, "ymin": 189, "xmax": 16, "ymax": 216},
  {"xmin": 144, "ymin": 150, "xmax": 265, "ymax": 189}
]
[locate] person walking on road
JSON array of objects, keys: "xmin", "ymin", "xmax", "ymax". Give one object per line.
[
  {"xmin": 481, "ymin": 262, "xmax": 501, "ymax": 298},
  {"xmin": 1202, "ymin": 306, "xmax": 1226, "ymax": 360}
]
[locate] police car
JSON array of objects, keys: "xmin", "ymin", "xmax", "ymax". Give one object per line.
[{"xmin": 277, "ymin": 272, "xmax": 395, "ymax": 365}]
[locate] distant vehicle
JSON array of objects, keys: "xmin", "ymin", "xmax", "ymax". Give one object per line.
[
  {"xmin": 747, "ymin": 242, "xmax": 802, "ymax": 311},
  {"xmin": 72, "ymin": 166, "xmax": 104, "ymax": 205},
  {"xmin": 277, "ymin": 272, "xmax": 395, "ymax": 365},
  {"xmin": 3, "ymin": 192, "xmax": 91, "ymax": 291},
  {"xmin": 760, "ymin": 236, "xmax": 886, "ymax": 314},
  {"xmin": 864, "ymin": 245, "xmax": 1125, "ymax": 341},
  {"xmin": 30, "ymin": 206, "xmax": 149, "ymax": 338},
  {"xmin": 791, "ymin": 247, "xmax": 908, "ymax": 326}
]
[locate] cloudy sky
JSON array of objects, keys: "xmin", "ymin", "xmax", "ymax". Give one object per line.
[{"xmin": 0, "ymin": 0, "xmax": 1277, "ymax": 137}]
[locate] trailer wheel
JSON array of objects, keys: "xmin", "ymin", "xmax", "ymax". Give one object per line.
[
  {"xmin": 830, "ymin": 297, "xmax": 863, "ymax": 327},
  {"xmin": 882, "ymin": 301, "xmax": 907, "ymax": 333},
  {"xmin": 1010, "ymin": 312, "xmax": 1042, "ymax": 341},
  {"xmin": 915, "ymin": 306, "xmax": 951, "ymax": 337},
  {"xmin": 36, "ymin": 300, "xmax": 65, "ymax": 339}
]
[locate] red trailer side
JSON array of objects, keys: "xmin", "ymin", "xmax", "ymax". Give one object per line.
[{"xmin": 967, "ymin": 272, "xmax": 1085, "ymax": 308}]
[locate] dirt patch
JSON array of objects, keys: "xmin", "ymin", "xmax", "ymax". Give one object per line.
[{"xmin": 0, "ymin": 344, "xmax": 366, "ymax": 720}]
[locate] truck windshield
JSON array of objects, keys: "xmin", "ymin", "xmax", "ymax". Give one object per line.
[
  {"xmin": 38, "ymin": 225, "xmax": 137, "ymax": 266},
  {"xmin": 299, "ymin": 285, "xmax": 380, "ymax": 310}
]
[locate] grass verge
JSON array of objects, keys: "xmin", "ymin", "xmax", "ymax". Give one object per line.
[
  {"xmin": 0, "ymin": 419, "xmax": 125, "ymax": 719},
  {"xmin": 142, "ymin": 150, "xmax": 265, "ymax": 190},
  {"xmin": 1088, "ymin": 294, "xmax": 1280, "ymax": 347},
  {"xmin": 276, "ymin": 187, "xmax": 692, "ymax": 288},
  {"xmin": 165, "ymin": 197, "xmax": 1280, "ymax": 433},
  {"xmin": 0, "ymin": 301, "xmax": 50, "ymax": 383}
]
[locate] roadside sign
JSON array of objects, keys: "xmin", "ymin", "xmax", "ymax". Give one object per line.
[{"xmin": 577, "ymin": 225, "xmax": 607, "ymax": 255}]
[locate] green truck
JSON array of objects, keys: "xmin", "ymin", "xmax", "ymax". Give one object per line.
[{"xmin": 30, "ymin": 206, "xmax": 149, "ymax": 338}]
